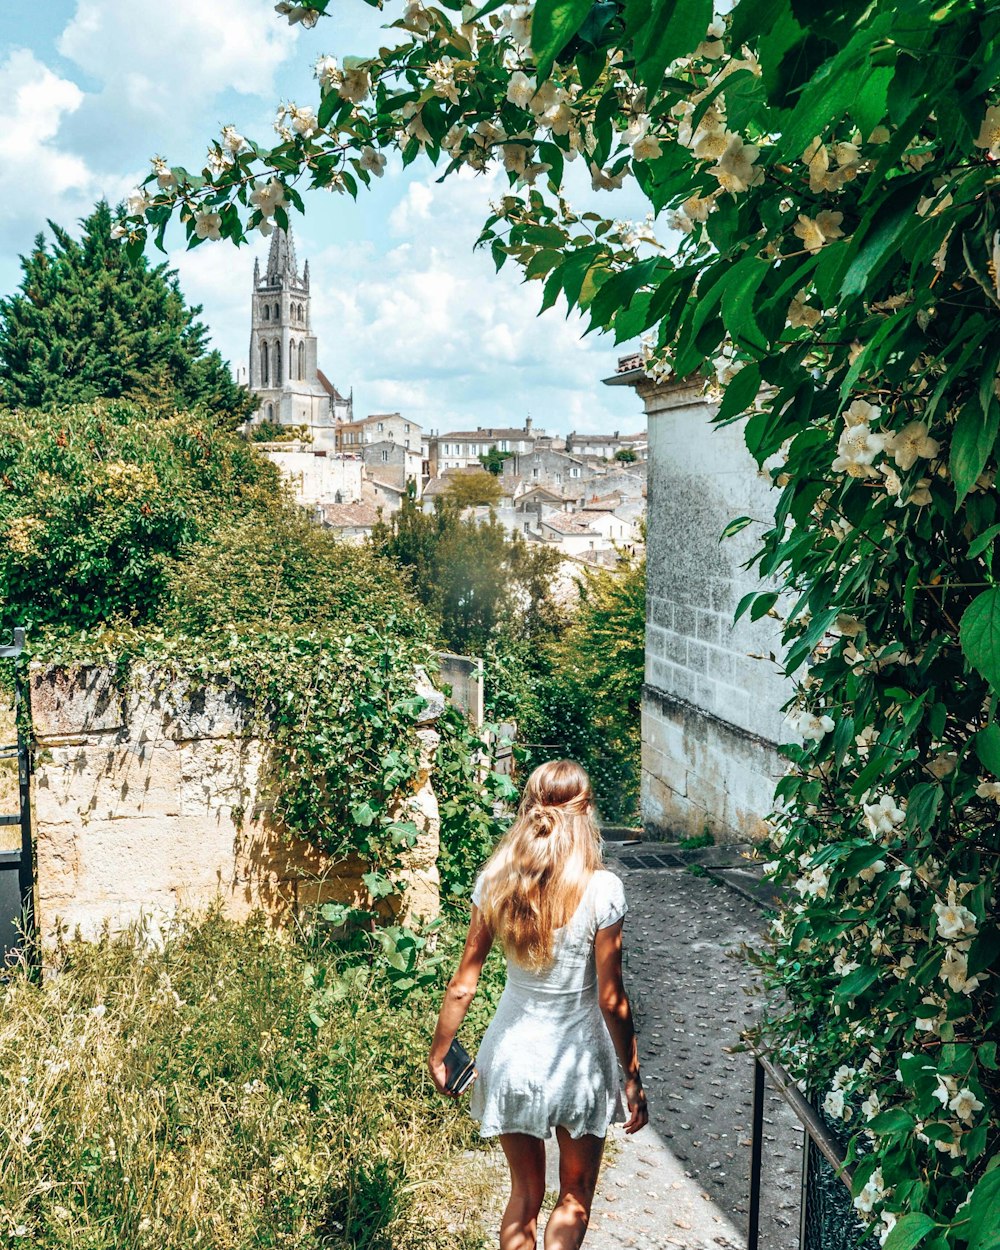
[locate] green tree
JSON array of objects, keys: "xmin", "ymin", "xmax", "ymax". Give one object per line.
[
  {"xmin": 614, "ymin": 448, "xmax": 636, "ymax": 464},
  {"xmin": 478, "ymin": 446, "xmax": 513, "ymax": 475},
  {"xmin": 0, "ymin": 202, "xmax": 253, "ymax": 425},
  {"xmin": 371, "ymin": 496, "xmax": 563, "ymax": 655},
  {"xmin": 444, "ymin": 468, "xmax": 503, "ymax": 507}
]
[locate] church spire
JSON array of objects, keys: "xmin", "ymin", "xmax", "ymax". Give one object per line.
[{"xmin": 266, "ymin": 225, "xmax": 299, "ymax": 285}]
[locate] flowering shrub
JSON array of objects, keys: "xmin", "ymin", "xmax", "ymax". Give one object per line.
[{"xmin": 125, "ymin": 0, "xmax": 1000, "ymax": 1242}]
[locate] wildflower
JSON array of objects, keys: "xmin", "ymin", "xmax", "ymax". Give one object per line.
[
  {"xmin": 793, "ymin": 210, "xmax": 845, "ymax": 252},
  {"xmin": 111, "ymin": 223, "xmax": 129, "ymax": 240},
  {"xmin": 339, "ymin": 66, "xmax": 371, "ymax": 104},
  {"xmin": 633, "ymin": 133, "xmax": 662, "ymax": 161},
  {"xmin": 126, "ymin": 188, "xmax": 151, "ymax": 217},
  {"xmin": 975, "ymin": 105, "xmax": 1000, "ymax": 158},
  {"xmin": 860, "ymin": 1090, "xmax": 881, "ymax": 1120},
  {"xmin": 590, "ymin": 163, "xmax": 627, "ymax": 191},
  {"xmin": 926, "ymin": 751, "xmax": 957, "ymax": 778},
  {"xmin": 843, "ymin": 399, "xmax": 881, "ymax": 427},
  {"xmin": 152, "ymin": 158, "xmax": 177, "ymax": 190},
  {"xmin": 682, "ymin": 192, "xmax": 715, "ymax": 221},
  {"xmin": 315, "ymin": 55, "xmax": 341, "ymax": 88},
  {"xmin": 939, "ymin": 947, "xmax": 981, "ymax": 994},
  {"xmin": 250, "ymin": 179, "xmax": 287, "ymax": 218},
  {"xmin": 502, "ymin": 3, "xmax": 533, "ymax": 47},
  {"xmin": 290, "ymin": 105, "xmax": 318, "ymax": 138},
  {"xmin": 853, "ymin": 1167, "xmax": 885, "ymax": 1213},
  {"xmin": 883, "ymin": 421, "xmax": 939, "ymax": 470},
  {"xmin": 976, "ymin": 779, "xmax": 1000, "ymax": 800},
  {"xmin": 402, "ymin": 101, "xmax": 432, "ymax": 146},
  {"xmin": 222, "ymin": 125, "xmax": 245, "ymax": 154},
  {"xmin": 832, "ymin": 422, "xmax": 884, "ymax": 477}
]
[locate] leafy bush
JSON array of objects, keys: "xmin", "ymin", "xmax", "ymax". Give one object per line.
[
  {"xmin": 0, "ymin": 910, "xmax": 501, "ymax": 1249},
  {"xmin": 0, "ymin": 401, "xmax": 277, "ymax": 636}
]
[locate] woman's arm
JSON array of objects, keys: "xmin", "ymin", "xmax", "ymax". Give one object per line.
[
  {"xmin": 595, "ymin": 919, "xmax": 648, "ymax": 1134},
  {"xmin": 427, "ymin": 903, "xmax": 495, "ymax": 1095}
]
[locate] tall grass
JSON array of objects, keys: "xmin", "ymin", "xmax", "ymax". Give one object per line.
[{"xmin": 0, "ymin": 911, "xmax": 501, "ymax": 1248}]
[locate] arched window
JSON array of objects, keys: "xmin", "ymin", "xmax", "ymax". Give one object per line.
[
  {"xmin": 334, "ymin": 490, "xmax": 343, "ymax": 504},
  {"xmin": 266, "ymin": 403, "xmax": 274, "ymax": 421},
  {"xmin": 260, "ymin": 341, "xmax": 269, "ymax": 386},
  {"xmin": 298, "ymin": 341, "xmax": 306, "ymax": 379},
  {"xmin": 274, "ymin": 340, "xmax": 282, "ymax": 385},
  {"xmin": 273, "ymin": 302, "xmax": 280, "ymax": 321},
  {"xmin": 263, "ymin": 304, "xmax": 270, "ymax": 321},
  {"xmin": 289, "ymin": 339, "xmax": 297, "ymax": 380}
]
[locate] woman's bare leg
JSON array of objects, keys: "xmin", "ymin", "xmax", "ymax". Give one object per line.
[
  {"xmin": 542, "ymin": 1127, "xmax": 605, "ymax": 1250},
  {"xmin": 498, "ymin": 1133, "xmax": 546, "ymax": 1250}
]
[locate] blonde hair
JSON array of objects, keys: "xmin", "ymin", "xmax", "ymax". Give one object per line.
[{"xmin": 477, "ymin": 759, "xmax": 604, "ymax": 971}]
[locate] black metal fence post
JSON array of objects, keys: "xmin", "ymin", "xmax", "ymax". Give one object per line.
[{"xmin": 747, "ymin": 1055, "xmax": 765, "ymax": 1250}]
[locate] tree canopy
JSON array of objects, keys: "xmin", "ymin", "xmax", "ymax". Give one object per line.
[
  {"xmin": 125, "ymin": 0, "xmax": 1000, "ymax": 1240},
  {"xmin": 0, "ymin": 202, "xmax": 253, "ymax": 425}
]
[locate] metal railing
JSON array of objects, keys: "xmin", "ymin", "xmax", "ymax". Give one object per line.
[
  {"xmin": 748, "ymin": 1044, "xmax": 857, "ymax": 1250},
  {"xmin": 0, "ymin": 628, "xmax": 33, "ymax": 967}
]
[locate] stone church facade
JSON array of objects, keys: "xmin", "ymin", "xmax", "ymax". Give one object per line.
[{"xmin": 247, "ymin": 226, "xmax": 352, "ymax": 447}]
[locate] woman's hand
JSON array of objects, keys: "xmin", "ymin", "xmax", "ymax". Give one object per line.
[
  {"xmin": 428, "ymin": 1053, "xmax": 454, "ymax": 1097},
  {"xmin": 623, "ymin": 1076, "xmax": 648, "ymax": 1134}
]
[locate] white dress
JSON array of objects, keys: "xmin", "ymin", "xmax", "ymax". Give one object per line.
[{"xmin": 468, "ymin": 869, "xmax": 628, "ymax": 1140}]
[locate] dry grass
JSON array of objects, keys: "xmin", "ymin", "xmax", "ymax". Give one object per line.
[{"xmin": 0, "ymin": 911, "xmax": 500, "ymax": 1249}]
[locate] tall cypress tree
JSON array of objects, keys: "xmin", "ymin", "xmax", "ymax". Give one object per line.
[{"xmin": 0, "ymin": 201, "xmax": 254, "ymax": 426}]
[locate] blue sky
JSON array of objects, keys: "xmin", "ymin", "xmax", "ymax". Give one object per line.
[{"xmin": 0, "ymin": 1, "xmax": 652, "ymax": 436}]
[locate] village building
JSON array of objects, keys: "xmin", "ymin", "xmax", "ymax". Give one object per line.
[
  {"xmin": 262, "ymin": 445, "xmax": 364, "ymax": 507},
  {"xmin": 427, "ymin": 421, "xmax": 539, "ymax": 474},
  {"xmin": 359, "ymin": 440, "xmax": 423, "ymax": 498},
  {"xmin": 335, "ymin": 412, "xmax": 422, "ymax": 455},
  {"xmin": 316, "ymin": 501, "xmax": 382, "ymax": 543},
  {"xmin": 500, "ymin": 447, "xmax": 590, "ymax": 494},
  {"xmin": 246, "ymin": 227, "xmax": 352, "ymax": 446},
  {"xmin": 565, "ymin": 430, "xmax": 646, "ymax": 461}
]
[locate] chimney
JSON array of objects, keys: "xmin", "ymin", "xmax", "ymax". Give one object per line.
[{"xmin": 613, "ymin": 430, "xmax": 619, "ymax": 438}]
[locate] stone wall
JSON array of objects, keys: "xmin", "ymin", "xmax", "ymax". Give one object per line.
[
  {"xmin": 634, "ymin": 376, "xmax": 791, "ymax": 842},
  {"xmin": 29, "ymin": 663, "xmax": 443, "ymax": 941}
]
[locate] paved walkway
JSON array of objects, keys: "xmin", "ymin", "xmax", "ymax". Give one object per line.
[{"xmin": 528, "ymin": 852, "xmax": 803, "ymax": 1250}]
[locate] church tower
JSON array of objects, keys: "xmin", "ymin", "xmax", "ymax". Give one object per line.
[{"xmin": 248, "ymin": 225, "xmax": 352, "ymax": 447}]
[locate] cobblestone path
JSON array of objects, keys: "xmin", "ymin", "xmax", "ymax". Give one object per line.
[{"xmin": 532, "ymin": 854, "xmax": 804, "ymax": 1250}]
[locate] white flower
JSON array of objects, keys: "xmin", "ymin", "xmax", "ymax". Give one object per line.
[
  {"xmin": 339, "ymin": 66, "xmax": 371, "ymax": 103},
  {"xmin": 877, "ymin": 1212, "xmax": 897, "ymax": 1247},
  {"xmin": 795, "ymin": 865, "xmax": 830, "ymax": 898},
  {"xmin": 933, "ymin": 900, "xmax": 978, "ymax": 940},
  {"xmin": 711, "ymin": 133, "xmax": 761, "ymax": 193},
  {"xmin": 939, "ymin": 947, "xmax": 981, "ymax": 994},
  {"xmin": 250, "ymin": 179, "xmax": 287, "ymax": 218},
  {"xmin": 290, "ymin": 105, "xmax": 318, "ymax": 138},
  {"xmin": 802, "ymin": 137, "xmax": 831, "ymax": 193},
  {"xmin": 794, "ymin": 210, "xmax": 845, "ymax": 252},
  {"xmin": 315, "ymin": 55, "xmax": 341, "ymax": 89},
  {"xmin": 359, "ymin": 145, "xmax": 386, "ymax": 177},
  {"xmin": 442, "ymin": 123, "xmax": 467, "ymax": 157},
  {"xmin": 823, "ymin": 1088, "xmax": 846, "ymax": 1119},
  {"xmin": 975, "ymin": 104, "xmax": 1000, "ymax": 159},
  {"xmin": 502, "ymin": 3, "xmax": 533, "ymax": 48},
  {"xmin": 832, "ymin": 423, "xmax": 884, "ymax": 478},
  {"xmin": 402, "ymin": 101, "xmax": 432, "ymax": 146},
  {"xmin": 860, "ymin": 1090, "xmax": 881, "ymax": 1120},
  {"xmin": 853, "ymin": 1167, "xmax": 886, "ymax": 1213},
  {"xmin": 836, "ymin": 613, "xmax": 864, "ymax": 637},
  {"xmin": 844, "ymin": 399, "xmax": 880, "ymax": 427},
  {"xmin": 633, "ymin": 134, "xmax": 662, "ymax": 161},
  {"xmin": 682, "ymin": 192, "xmax": 715, "ymax": 222},
  {"xmin": 832, "ymin": 1064, "xmax": 857, "ymax": 1090},
  {"xmin": 502, "ymin": 143, "xmax": 529, "ymax": 176},
  {"xmin": 506, "ymin": 70, "xmax": 536, "ymax": 109},
  {"xmin": 590, "ymin": 162, "xmax": 627, "ymax": 191},
  {"xmin": 110, "ymin": 223, "xmax": 129, "ymax": 240},
  {"xmin": 126, "ymin": 188, "xmax": 151, "ymax": 217},
  {"xmin": 787, "ymin": 294, "xmax": 821, "ymax": 328},
  {"xmin": 706, "ymin": 18, "xmax": 726, "ymax": 37},
  {"xmin": 275, "ymin": 2, "xmax": 319, "ymax": 27},
  {"xmin": 883, "ymin": 421, "xmax": 940, "ymax": 470},
  {"xmin": 90, "ymin": 1003, "xmax": 107, "ymax": 1017},
  {"xmin": 833, "ymin": 949, "xmax": 860, "ymax": 975},
  {"xmin": 976, "ymin": 779, "xmax": 1000, "ymax": 800},
  {"xmin": 949, "ymin": 1087, "xmax": 984, "ymax": 1123},
  {"xmin": 428, "ymin": 57, "xmax": 459, "ymax": 104},
  {"xmin": 926, "ymin": 751, "xmax": 957, "ymax": 778},
  {"xmin": 796, "ymin": 711, "xmax": 836, "ymax": 741},
  {"xmin": 152, "ymin": 159, "xmax": 177, "ymax": 190},
  {"xmin": 401, "ymin": 0, "xmax": 433, "ymax": 34},
  {"xmin": 863, "ymin": 794, "xmax": 906, "ymax": 837},
  {"xmin": 194, "ymin": 211, "xmax": 223, "ymax": 241},
  {"xmin": 222, "ymin": 125, "xmax": 246, "ymax": 154},
  {"xmin": 258, "ymin": 219, "xmax": 274, "ymax": 237}
]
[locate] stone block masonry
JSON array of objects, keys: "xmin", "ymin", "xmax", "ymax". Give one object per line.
[
  {"xmin": 614, "ymin": 372, "xmax": 794, "ymax": 844},
  {"xmin": 29, "ymin": 663, "xmax": 442, "ymax": 942}
]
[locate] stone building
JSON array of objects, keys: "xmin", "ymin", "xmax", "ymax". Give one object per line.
[
  {"xmin": 501, "ymin": 447, "xmax": 590, "ymax": 494},
  {"xmin": 604, "ymin": 362, "xmax": 790, "ymax": 843},
  {"xmin": 565, "ymin": 430, "xmax": 646, "ymax": 460},
  {"xmin": 246, "ymin": 227, "xmax": 353, "ymax": 447},
  {"xmin": 427, "ymin": 422, "xmax": 540, "ymax": 474},
  {"xmin": 361, "ymin": 440, "xmax": 423, "ymax": 497},
  {"xmin": 336, "ymin": 412, "xmax": 422, "ymax": 455},
  {"xmin": 261, "ymin": 445, "xmax": 364, "ymax": 508}
]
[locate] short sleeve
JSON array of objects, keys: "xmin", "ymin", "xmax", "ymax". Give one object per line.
[
  {"xmin": 471, "ymin": 874, "xmax": 485, "ymax": 908},
  {"xmin": 594, "ymin": 872, "xmax": 628, "ymax": 929}
]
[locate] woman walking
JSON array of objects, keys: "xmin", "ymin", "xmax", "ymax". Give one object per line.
[{"xmin": 428, "ymin": 759, "xmax": 647, "ymax": 1250}]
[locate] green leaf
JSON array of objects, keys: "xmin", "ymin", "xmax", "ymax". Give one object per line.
[
  {"xmin": 627, "ymin": 0, "xmax": 713, "ymax": 91},
  {"xmin": 967, "ymin": 1168, "xmax": 1000, "ymax": 1250},
  {"xmin": 716, "ymin": 362, "xmax": 762, "ymax": 424},
  {"xmin": 834, "ymin": 964, "xmax": 880, "ymax": 1003},
  {"xmin": 865, "ymin": 1108, "xmax": 915, "ymax": 1135},
  {"xmin": 951, "ymin": 397, "xmax": 1000, "ymax": 508},
  {"xmin": 969, "ymin": 522, "xmax": 1000, "ymax": 560},
  {"xmin": 720, "ymin": 516, "xmax": 753, "ymax": 540},
  {"xmin": 531, "ymin": 0, "xmax": 593, "ymax": 79},
  {"xmin": 882, "ymin": 1213, "xmax": 937, "ymax": 1250},
  {"xmin": 975, "ymin": 724, "xmax": 1000, "ymax": 777},
  {"xmin": 960, "ymin": 588, "xmax": 1000, "ymax": 690}
]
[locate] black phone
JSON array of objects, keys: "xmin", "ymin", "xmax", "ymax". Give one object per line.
[{"xmin": 443, "ymin": 1037, "xmax": 477, "ymax": 1095}]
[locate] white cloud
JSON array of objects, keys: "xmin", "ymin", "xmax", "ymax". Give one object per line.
[
  {"xmin": 58, "ymin": 0, "xmax": 297, "ymax": 122},
  {"xmin": 0, "ymin": 49, "xmax": 98, "ymax": 228}
]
